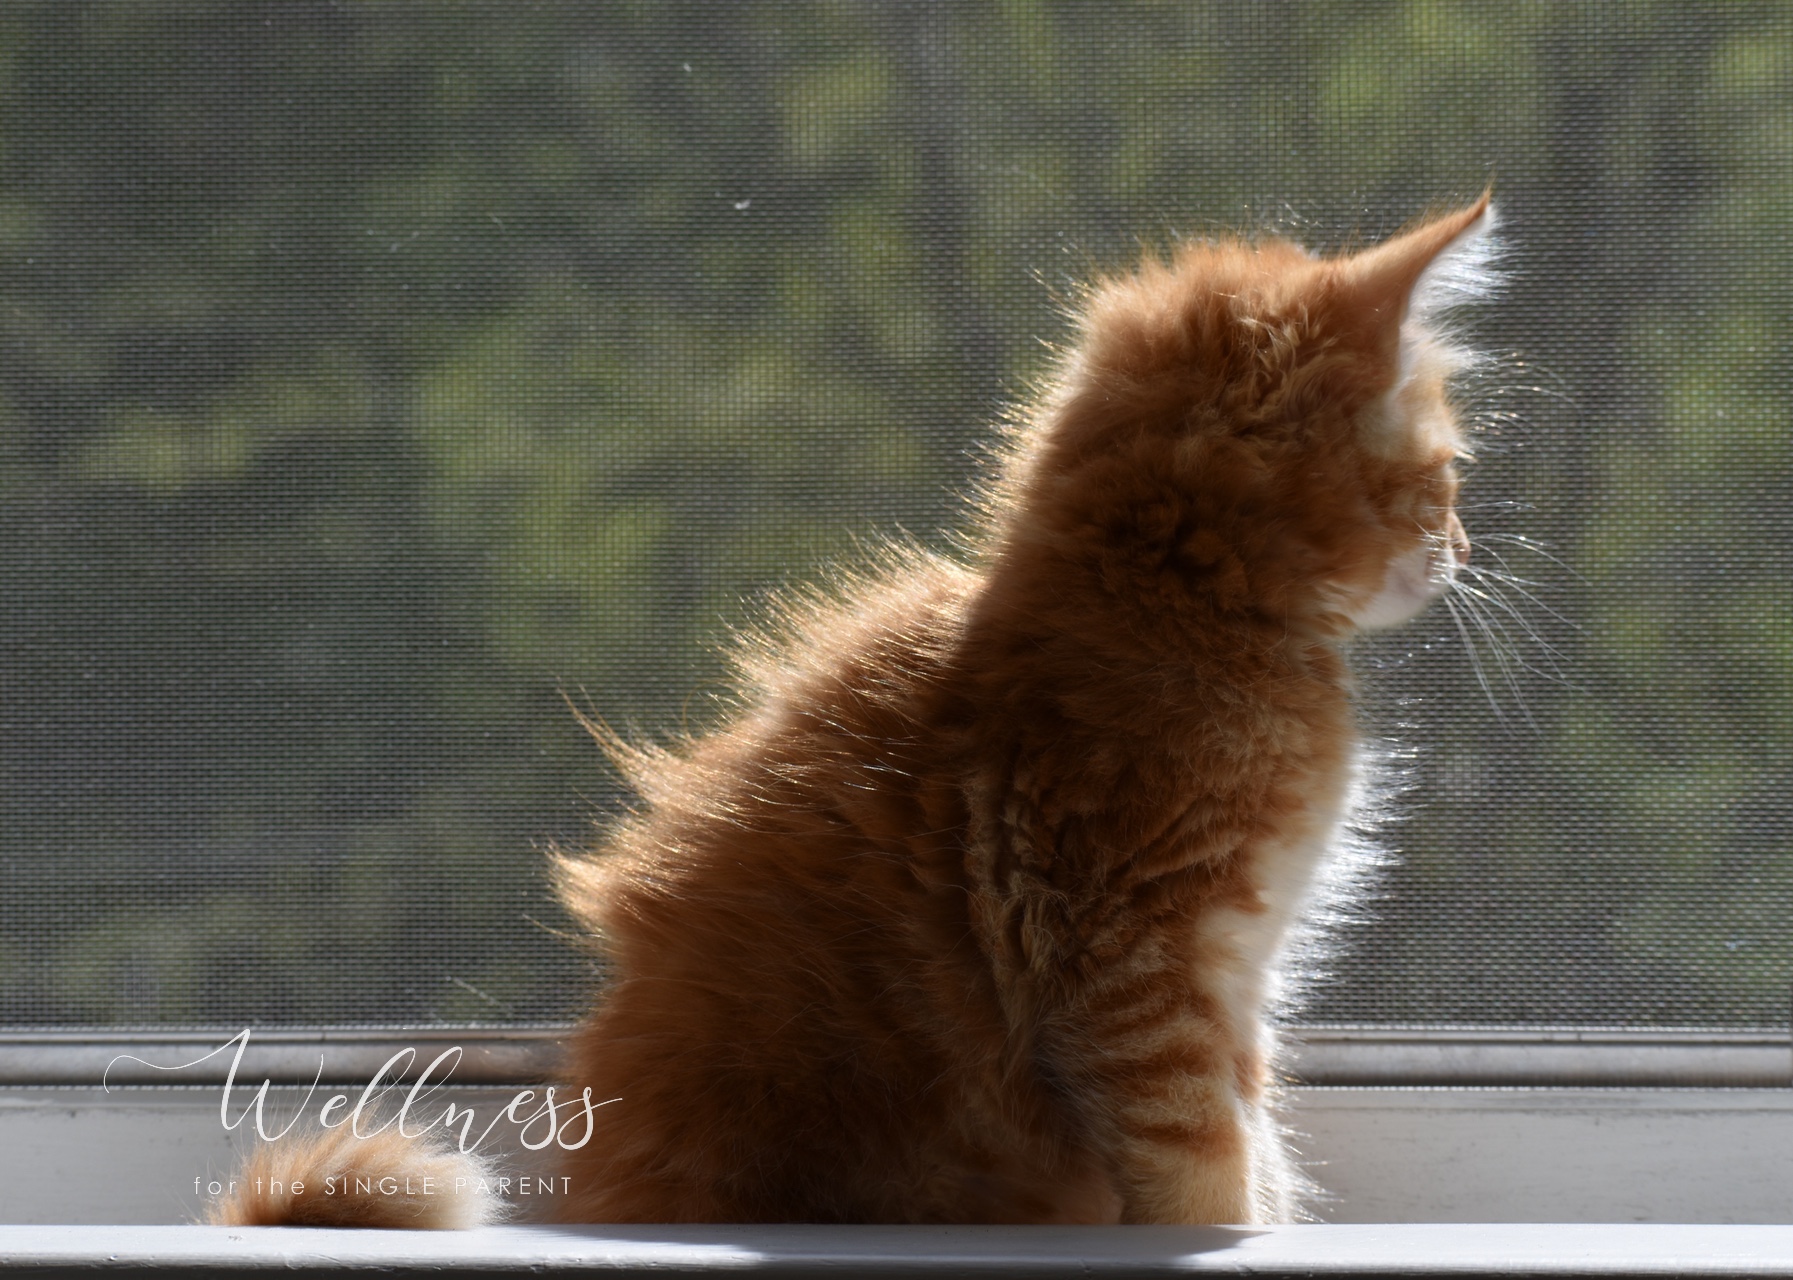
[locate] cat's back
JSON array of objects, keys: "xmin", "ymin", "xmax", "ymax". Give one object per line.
[
  {"xmin": 553, "ymin": 552, "xmax": 1111, "ymax": 1223},
  {"xmin": 562, "ymin": 549, "xmax": 982, "ymax": 931}
]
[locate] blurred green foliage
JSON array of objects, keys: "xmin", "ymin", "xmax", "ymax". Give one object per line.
[{"xmin": 0, "ymin": 0, "xmax": 1789, "ymax": 1027}]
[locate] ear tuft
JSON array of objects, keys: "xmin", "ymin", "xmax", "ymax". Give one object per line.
[
  {"xmin": 1399, "ymin": 199, "xmax": 1502, "ymax": 383},
  {"xmin": 1325, "ymin": 195, "xmax": 1503, "ymax": 391},
  {"xmin": 1406, "ymin": 201, "xmax": 1502, "ymax": 332}
]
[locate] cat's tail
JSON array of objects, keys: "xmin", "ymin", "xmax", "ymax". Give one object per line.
[{"xmin": 206, "ymin": 1125, "xmax": 501, "ymax": 1229}]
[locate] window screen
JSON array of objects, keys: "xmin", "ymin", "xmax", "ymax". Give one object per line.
[{"xmin": 1, "ymin": 1, "xmax": 1786, "ymax": 1030}]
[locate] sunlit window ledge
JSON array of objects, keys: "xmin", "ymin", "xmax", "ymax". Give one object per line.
[
  {"xmin": 0, "ymin": 1025, "xmax": 1785, "ymax": 1088},
  {"xmin": 9, "ymin": 1078, "xmax": 1793, "ymax": 1226},
  {"xmin": 6, "ymin": 1223, "xmax": 1793, "ymax": 1276}
]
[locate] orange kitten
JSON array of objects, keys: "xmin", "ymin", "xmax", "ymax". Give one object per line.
[
  {"xmin": 218, "ymin": 196, "xmax": 1498, "ymax": 1227},
  {"xmin": 546, "ymin": 196, "xmax": 1496, "ymax": 1224}
]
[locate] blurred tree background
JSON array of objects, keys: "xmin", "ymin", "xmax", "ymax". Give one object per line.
[{"xmin": 0, "ymin": 0, "xmax": 1788, "ymax": 1028}]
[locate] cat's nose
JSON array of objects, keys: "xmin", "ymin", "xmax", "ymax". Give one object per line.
[{"xmin": 1446, "ymin": 512, "xmax": 1470, "ymax": 566}]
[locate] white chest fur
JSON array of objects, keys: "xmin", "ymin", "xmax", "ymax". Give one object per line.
[{"xmin": 1200, "ymin": 751, "xmax": 1363, "ymax": 1040}]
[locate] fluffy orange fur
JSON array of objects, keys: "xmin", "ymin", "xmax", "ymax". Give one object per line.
[
  {"xmin": 210, "ymin": 1125, "xmax": 498, "ymax": 1228},
  {"xmin": 214, "ymin": 197, "xmax": 1496, "ymax": 1227}
]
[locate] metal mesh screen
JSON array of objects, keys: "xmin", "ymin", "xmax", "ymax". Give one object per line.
[{"xmin": 1, "ymin": 1, "xmax": 1787, "ymax": 1030}]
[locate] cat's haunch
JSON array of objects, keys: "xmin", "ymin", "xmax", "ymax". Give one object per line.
[{"xmin": 215, "ymin": 196, "xmax": 1498, "ymax": 1228}]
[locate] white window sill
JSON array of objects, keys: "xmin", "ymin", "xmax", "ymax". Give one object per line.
[
  {"xmin": 3, "ymin": 1029, "xmax": 1791, "ymax": 1227},
  {"xmin": 5, "ymin": 1084, "xmax": 1793, "ymax": 1226},
  {"xmin": 7, "ymin": 1222, "xmax": 1793, "ymax": 1276},
  {"xmin": 3, "ymin": 1025, "xmax": 1785, "ymax": 1088}
]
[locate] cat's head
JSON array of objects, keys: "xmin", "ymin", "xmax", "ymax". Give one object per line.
[{"xmin": 1021, "ymin": 196, "xmax": 1499, "ymax": 640}]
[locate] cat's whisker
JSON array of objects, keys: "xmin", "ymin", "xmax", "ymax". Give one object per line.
[
  {"xmin": 1446, "ymin": 595, "xmax": 1521, "ymax": 722},
  {"xmin": 1475, "ymin": 531, "xmax": 1552, "ymax": 549},
  {"xmin": 1442, "ymin": 593, "xmax": 1509, "ymax": 722},
  {"xmin": 1441, "ymin": 577, "xmax": 1527, "ymax": 702},
  {"xmin": 1471, "ymin": 533, "xmax": 1586, "ymax": 582},
  {"xmin": 1445, "ymin": 550, "xmax": 1580, "ymax": 721},
  {"xmin": 1457, "ymin": 548, "xmax": 1582, "ymax": 659},
  {"xmin": 1459, "ymin": 558, "xmax": 1547, "ymax": 592},
  {"xmin": 1451, "ymin": 577, "xmax": 1573, "ymax": 665},
  {"xmin": 1452, "ymin": 567, "xmax": 1571, "ymax": 662},
  {"xmin": 1453, "ymin": 500, "xmax": 1532, "ymax": 513},
  {"xmin": 1475, "ymin": 601, "xmax": 1569, "ymax": 694},
  {"xmin": 1473, "ymin": 614, "xmax": 1542, "ymax": 729},
  {"xmin": 1470, "ymin": 541, "xmax": 1585, "ymax": 584},
  {"xmin": 1450, "ymin": 588, "xmax": 1537, "ymax": 723},
  {"xmin": 1458, "ymin": 567, "xmax": 1581, "ymax": 638}
]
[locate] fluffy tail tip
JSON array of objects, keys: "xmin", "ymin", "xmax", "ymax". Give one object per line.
[{"xmin": 207, "ymin": 1125, "xmax": 503, "ymax": 1229}]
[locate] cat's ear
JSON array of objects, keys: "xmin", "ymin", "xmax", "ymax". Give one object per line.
[{"xmin": 1331, "ymin": 193, "xmax": 1499, "ymax": 386}]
